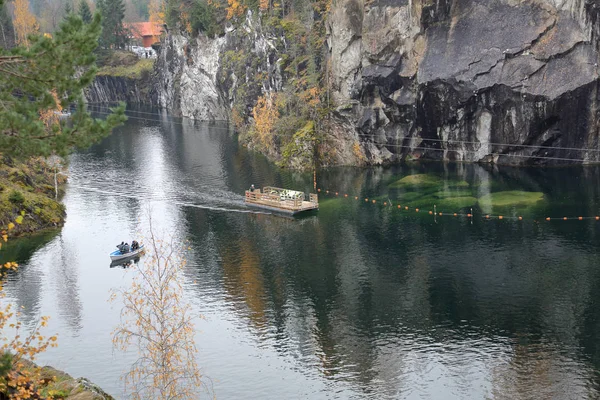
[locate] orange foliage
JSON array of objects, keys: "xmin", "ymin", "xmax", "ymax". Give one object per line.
[
  {"xmin": 13, "ymin": 0, "xmax": 38, "ymax": 47},
  {"xmin": 225, "ymin": 0, "xmax": 246, "ymax": 19},
  {"xmin": 148, "ymin": 0, "xmax": 165, "ymax": 26},
  {"xmin": 39, "ymin": 90, "xmax": 62, "ymax": 130},
  {"xmin": 252, "ymin": 94, "xmax": 279, "ymax": 151},
  {"xmin": 259, "ymin": 0, "xmax": 269, "ymax": 11}
]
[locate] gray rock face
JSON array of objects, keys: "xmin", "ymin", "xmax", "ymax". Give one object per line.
[
  {"xmin": 153, "ymin": 0, "xmax": 600, "ymax": 166},
  {"xmin": 85, "ymin": 75, "xmax": 150, "ymax": 104},
  {"xmin": 330, "ymin": 0, "xmax": 600, "ymax": 165},
  {"xmin": 154, "ymin": 33, "xmax": 229, "ymax": 120}
]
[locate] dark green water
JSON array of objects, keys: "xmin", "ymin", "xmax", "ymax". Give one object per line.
[{"xmin": 3, "ymin": 107, "xmax": 600, "ymax": 399}]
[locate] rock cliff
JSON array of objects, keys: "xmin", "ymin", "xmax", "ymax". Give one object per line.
[{"xmin": 154, "ymin": 0, "xmax": 600, "ymax": 166}]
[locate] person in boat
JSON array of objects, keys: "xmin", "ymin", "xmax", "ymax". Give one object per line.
[
  {"xmin": 131, "ymin": 240, "xmax": 139, "ymax": 251},
  {"xmin": 122, "ymin": 242, "xmax": 130, "ymax": 253},
  {"xmin": 116, "ymin": 241, "xmax": 125, "ymax": 252},
  {"xmin": 249, "ymin": 184, "xmax": 255, "ymax": 192}
]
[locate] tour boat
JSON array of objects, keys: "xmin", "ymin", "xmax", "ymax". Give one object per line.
[
  {"xmin": 245, "ymin": 186, "xmax": 319, "ymax": 216},
  {"xmin": 109, "ymin": 245, "xmax": 145, "ymax": 261}
]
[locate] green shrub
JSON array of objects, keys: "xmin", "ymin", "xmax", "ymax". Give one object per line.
[{"xmin": 8, "ymin": 190, "xmax": 24, "ymax": 204}]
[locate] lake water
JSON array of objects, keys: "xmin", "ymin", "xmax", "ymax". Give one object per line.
[{"xmin": 3, "ymin": 107, "xmax": 600, "ymax": 399}]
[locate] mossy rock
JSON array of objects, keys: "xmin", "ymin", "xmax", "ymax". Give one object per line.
[{"xmin": 478, "ymin": 191, "xmax": 544, "ymax": 208}]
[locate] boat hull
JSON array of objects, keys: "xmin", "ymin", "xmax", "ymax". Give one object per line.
[
  {"xmin": 245, "ymin": 202, "xmax": 318, "ymax": 216},
  {"xmin": 110, "ymin": 245, "xmax": 145, "ymax": 261}
]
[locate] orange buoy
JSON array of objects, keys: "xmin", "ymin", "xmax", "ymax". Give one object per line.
[
  {"xmin": 317, "ymin": 189, "xmax": 321, "ymax": 192},
  {"xmin": 597, "ymin": 216, "xmax": 600, "ymax": 221},
  {"xmin": 355, "ymin": 196, "xmax": 358, "ymax": 200},
  {"xmin": 454, "ymin": 213, "xmax": 458, "ymax": 217},
  {"xmin": 579, "ymin": 216, "xmax": 583, "ymax": 220},
  {"xmin": 415, "ymin": 208, "xmax": 419, "ymax": 212},
  {"xmin": 372, "ymin": 200, "xmax": 376, "ymax": 204},
  {"xmin": 326, "ymin": 190, "xmax": 329, "ymax": 194},
  {"xmin": 335, "ymin": 192, "xmax": 338, "ymax": 196},
  {"xmin": 405, "ymin": 206, "xmax": 409, "ymax": 210},
  {"xmin": 564, "ymin": 217, "xmax": 568, "ymax": 221},
  {"xmin": 518, "ymin": 216, "xmax": 523, "ymax": 221},
  {"xmin": 546, "ymin": 217, "xmax": 551, "ymax": 221},
  {"xmin": 398, "ymin": 205, "xmax": 401, "ymax": 209},
  {"xmin": 439, "ymin": 213, "xmax": 443, "ymax": 216},
  {"xmin": 429, "ymin": 211, "xmax": 433, "ymax": 215},
  {"xmin": 384, "ymin": 202, "xmax": 387, "ymax": 206},
  {"xmin": 344, "ymin": 194, "xmax": 348, "ymax": 197},
  {"xmin": 365, "ymin": 198, "xmax": 369, "ymax": 202},
  {"xmin": 499, "ymin": 216, "xmax": 503, "ymax": 220},
  {"xmin": 486, "ymin": 215, "xmax": 490, "ymax": 219},
  {"xmin": 467, "ymin": 213, "xmax": 472, "ymax": 217}
]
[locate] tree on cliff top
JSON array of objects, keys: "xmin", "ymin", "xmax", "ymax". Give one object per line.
[
  {"xmin": 0, "ymin": 12, "xmax": 126, "ymax": 158},
  {"xmin": 97, "ymin": 0, "xmax": 127, "ymax": 48}
]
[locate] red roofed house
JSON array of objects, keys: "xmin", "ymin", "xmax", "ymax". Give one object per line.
[{"xmin": 126, "ymin": 22, "xmax": 163, "ymax": 47}]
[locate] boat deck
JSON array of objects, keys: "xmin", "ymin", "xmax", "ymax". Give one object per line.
[{"xmin": 245, "ymin": 187, "xmax": 319, "ymax": 216}]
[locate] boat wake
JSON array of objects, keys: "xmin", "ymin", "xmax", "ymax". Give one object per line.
[{"xmin": 68, "ymin": 184, "xmax": 272, "ymax": 215}]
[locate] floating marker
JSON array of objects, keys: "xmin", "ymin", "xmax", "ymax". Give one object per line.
[
  {"xmin": 454, "ymin": 213, "xmax": 458, "ymax": 217},
  {"xmin": 344, "ymin": 194, "xmax": 348, "ymax": 197},
  {"xmin": 405, "ymin": 206, "xmax": 409, "ymax": 210},
  {"xmin": 486, "ymin": 215, "xmax": 490, "ymax": 219},
  {"xmin": 335, "ymin": 192, "xmax": 338, "ymax": 196},
  {"xmin": 499, "ymin": 216, "xmax": 503, "ymax": 220},
  {"xmin": 355, "ymin": 196, "xmax": 358, "ymax": 200},
  {"xmin": 467, "ymin": 213, "xmax": 472, "ymax": 217},
  {"xmin": 579, "ymin": 216, "xmax": 583, "ymax": 220},
  {"xmin": 384, "ymin": 202, "xmax": 387, "ymax": 206},
  {"xmin": 372, "ymin": 200, "xmax": 376, "ymax": 204},
  {"xmin": 317, "ymin": 189, "xmax": 321, "ymax": 192},
  {"xmin": 365, "ymin": 198, "xmax": 369, "ymax": 202},
  {"xmin": 398, "ymin": 205, "xmax": 401, "ymax": 209},
  {"xmin": 439, "ymin": 213, "xmax": 443, "ymax": 216},
  {"xmin": 326, "ymin": 190, "xmax": 329, "ymax": 194},
  {"xmin": 564, "ymin": 217, "xmax": 568, "ymax": 221},
  {"xmin": 518, "ymin": 216, "xmax": 523, "ymax": 221},
  {"xmin": 546, "ymin": 217, "xmax": 551, "ymax": 221},
  {"xmin": 415, "ymin": 208, "xmax": 419, "ymax": 212},
  {"xmin": 429, "ymin": 211, "xmax": 433, "ymax": 215},
  {"xmin": 597, "ymin": 216, "xmax": 600, "ymax": 220}
]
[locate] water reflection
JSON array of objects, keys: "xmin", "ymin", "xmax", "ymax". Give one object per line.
[{"xmin": 2, "ymin": 107, "xmax": 600, "ymax": 398}]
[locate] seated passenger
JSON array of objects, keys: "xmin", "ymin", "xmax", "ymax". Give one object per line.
[{"xmin": 122, "ymin": 243, "xmax": 130, "ymax": 253}]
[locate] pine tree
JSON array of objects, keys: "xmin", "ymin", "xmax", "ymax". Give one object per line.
[
  {"xmin": 0, "ymin": 13, "xmax": 126, "ymax": 158},
  {"xmin": 79, "ymin": 0, "xmax": 92, "ymax": 23},
  {"xmin": 98, "ymin": 0, "xmax": 127, "ymax": 48},
  {"xmin": 64, "ymin": 1, "xmax": 73, "ymax": 15}
]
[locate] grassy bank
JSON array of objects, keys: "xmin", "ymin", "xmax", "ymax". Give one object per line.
[
  {"xmin": 0, "ymin": 157, "xmax": 66, "ymax": 237},
  {"xmin": 96, "ymin": 50, "xmax": 154, "ymax": 80}
]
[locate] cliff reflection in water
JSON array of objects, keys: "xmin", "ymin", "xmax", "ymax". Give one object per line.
[{"xmin": 183, "ymin": 159, "xmax": 600, "ymax": 398}]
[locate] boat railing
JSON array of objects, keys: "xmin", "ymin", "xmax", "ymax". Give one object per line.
[{"xmin": 245, "ymin": 186, "xmax": 318, "ymax": 211}]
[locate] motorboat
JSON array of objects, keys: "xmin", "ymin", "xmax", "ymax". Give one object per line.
[{"xmin": 110, "ymin": 245, "xmax": 144, "ymax": 261}]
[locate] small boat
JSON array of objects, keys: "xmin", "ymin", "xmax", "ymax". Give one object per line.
[
  {"xmin": 245, "ymin": 186, "xmax": 318, "ymax": 216},
  {"xmin": 110, "ymin": 245, "xmax": 145, "ymax": 261}
]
